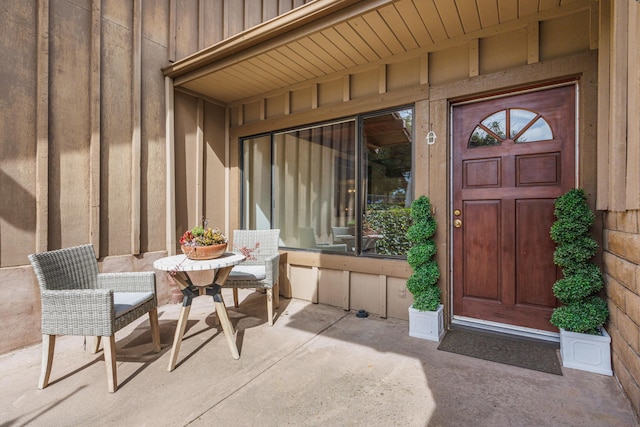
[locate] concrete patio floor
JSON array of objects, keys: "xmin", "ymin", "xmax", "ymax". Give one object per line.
[{"xmin": 1, "ymin": 289, "xmax": 638, "ymax": 427}]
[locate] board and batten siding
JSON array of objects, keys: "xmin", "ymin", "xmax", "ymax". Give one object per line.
[{"xmin": 0, "ymin": 0, "xmax": 303, "ymax": 354}]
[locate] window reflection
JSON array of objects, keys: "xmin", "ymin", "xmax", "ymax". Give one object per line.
[
  {"xmin": 481, "ymin": 111, "xmax": 506, "ymax": 139},
  {"xmin": 469, "ymin": 127, "xmax": 501, "ymax": 147},
  {"xmin": 510, "ymin": 109, "xmax": 537, "ymax": 138},
  {"xmin": 468, "ymin": 108, "xmax": 553, "ymax": 147},
  {"xmin": 363, "ymin": 109, "xmax": 413, "ymax": 256},
  {"xmin": 241, "ymin": 107, "xmax": 414, "ymax": 258},
  {"xmin": 515, "ymin": 117, "xmax": 553, "ymax": 143}
]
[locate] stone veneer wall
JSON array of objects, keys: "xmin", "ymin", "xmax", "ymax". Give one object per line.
[{"xmin": 603, "ymin": 210, "xmax": 640, "ymax": 417}]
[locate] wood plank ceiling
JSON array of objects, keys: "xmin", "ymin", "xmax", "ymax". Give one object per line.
[{"xmin": 164, "ymin": 0, "xmax": 585, "ymax": 105}]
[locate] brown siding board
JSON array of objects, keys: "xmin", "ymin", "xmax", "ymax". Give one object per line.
[
  {"xmin": 49, "ymin": 0, "xmax": 92, "ymax": 252},
  {"xmin": 626, "ymin": 2, "xmax": 640, "ymax": 208}
]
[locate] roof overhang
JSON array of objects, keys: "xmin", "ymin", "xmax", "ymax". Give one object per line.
[{"xmin": 163, "ymin": 0, "xmax": 591, "ymax": 106}]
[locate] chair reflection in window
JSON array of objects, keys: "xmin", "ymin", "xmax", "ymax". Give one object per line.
[
  {"xmin": 330, "ymin": 226, "xmax": 381, "ymax": 253},
  {"xmin": 299, "ymin": 227, "xmax": 347, "ymax": 252}
]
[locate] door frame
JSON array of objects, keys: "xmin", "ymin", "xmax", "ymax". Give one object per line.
[{"xmin": 448, "ymin": 81, "xmax": 580, "ymax": 342}]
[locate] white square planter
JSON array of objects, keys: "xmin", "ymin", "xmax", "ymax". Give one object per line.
[
  {"xmin": 409, "ymin": 304, "xmax": 444, "ymax": 342},
  {"xmin": 560, "ymin": 327, "xmax": 612, "ymax": 376}
]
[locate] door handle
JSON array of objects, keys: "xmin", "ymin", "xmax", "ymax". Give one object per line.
[{"xmin": 453, "ymin": 219, "xmax": 463, "ymax": 228}]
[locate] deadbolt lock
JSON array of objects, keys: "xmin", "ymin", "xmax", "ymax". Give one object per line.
[
  {"xmin": 453, "ymin": 209, "xmax": 461, "ymax": 216},
  {"xmin": 453, "ymin": 219, "xmax": 463, "ymax": 228}
]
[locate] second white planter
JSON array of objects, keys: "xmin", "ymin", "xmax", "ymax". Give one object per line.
[
  {"xmin": 409, "ymin": 304, "xmax": 445, "ymax": 342},
  {"xmin": 560, "ymin": 327, "xmax": 612, "ymax": 376}
]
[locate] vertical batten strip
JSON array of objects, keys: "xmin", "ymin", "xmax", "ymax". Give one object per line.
[
  {"xmin": 196, "ymin": 98, "xmax": 204, "ymax": 225},
  {"xmin": 378, "ymin": 64, "xmax": 387, "ymax": 94},
  {"xmin": 378, "ymin": 275, "xmax": 387, "ymax": 318},
  {"xmin": 596, "ymin": 0, "xmax": 611, "ymax": 210},
  {"xmin": 169, "ymin": 0, "xmax": 176, "ymax": 62},
  {"xmin": 589, "ymin": 3, "xmax": 599, "ymax": 50},
  {"xmin": 131, "ymin": 0, "xmax": 142, "ymax": 254},
  {"xmin": 342, "ymin": 270, "xmax": 350, "ymax": 310},
  {"xmin": 198, "ymin": 0, "xmax": 205, "ymax": 50},
  {"xmin": 224, "ymin": 107, "xmax": 230, "ymax": 237},
  {"xmin": 311, "ymin": 83, "xmax": 318, "ymax": 109},
  {"xmin": 527, "ymin": 22, "xmax": 539, "ymax": 64},
  {"xmin": 90, "ymin": 0, "xmax": 101, "ymax": 256},
  {"xmin": 284, "ymin": 91, "xmax": 291, "ymax": 115},
  {"xmin": 609, "ymin": 0, "xmax": 628, "ymax": 211},
  {"xmin": 35, "ymin": 0, "xmax": 49, "ymax": 253},
  {"xmin": 311, "ymin": 266, "xmax": 319, "ymax": 304},
  {"xmin": 165, "ymin": 77, "xmax": 176, "ymax": 255},
  {"xmin": 469, "ymin": 39, "xmax": 479, "ymax": 77},
  {"xmin": 626, "ymin": 1, "xmax": 640, "ymax": 209},
  {"xmin": 420, "ymin": 54, "xmax": 429, "ymax": 86},
  {"xmin": 343, "ymin": 74, "xmax": 350, "ymax": 102}
]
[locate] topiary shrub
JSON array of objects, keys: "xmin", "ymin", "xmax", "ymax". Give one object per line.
[
  {"xmin": 406, "ymin": 196, "xmax": 440, "ymax": 311},
  {"xmin": 550, "ymin": 189, "xmax": 608, "ymax": 334}
]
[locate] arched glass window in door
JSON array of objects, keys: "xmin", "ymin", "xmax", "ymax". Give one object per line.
[{"xmin": 469, "ymin": 108, "xmax": 553, "ymax": 148}]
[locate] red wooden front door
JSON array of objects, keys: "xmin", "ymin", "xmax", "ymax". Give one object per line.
[{"xmin": 452, "ymin": 85, "xmax": 576, "ymax": 332}]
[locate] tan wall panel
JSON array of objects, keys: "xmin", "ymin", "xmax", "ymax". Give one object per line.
[
  {"xmin": 413, "ymin": 100, "xmax": 430, "ymax": 197},
  {"xmin": 540, "ymin": 10, "xmax": 590, "ymax": 61},
  {"xmin": 203, "ymin": 102, "xmax": 226, "ymax": 230},
  {"xmin": 243, "ymin": 100, "xmax": 262, "ymax": 123},
  {"xmin": 0, "ymin": 2, "xmax": 38, "ymax": 266},
  {"xmin": 266, "ymin": 93, "xmax": 285, "ymax": 118},
  {"xmin": 317, "ymin": 268, "xmax": 346, "ymax": 308},
  {"xmin": 143, "ymin": 0, "xmax": 170, "ymax": 47},
  {"xmin": 175, "ymin": 0, "xmax": 200, "ymax": 60},
  {"xmin": 173, "ymin": 92, "xmax": 199, "ymax": 249},
  {"xmin": 282, "ymin": 248, "xmax": 411, "ymax": 278},
  {"xmin": 141, "ymin": 37, "xmax": 169, "ymax": 252},
  {"xmin": 227, "ymin": 0, "xmax": 245, "ymax": 37},
  {"xmin": 246, "ymin": 0, "xmax": 263, "ymax": 28},
  {"xmin": 428, "ymin": 44, "xmax": 469, "ymax": 86},
  {"xmin": 289, "ymin": 265, "xmax": 317, "ymax": 301},
  {"xmin": 318, "ymin": 78, "xmax": 343, "ymax": 107},
  {"xmin": 49, "ymin": 0, "xmax": 92, "ymax": 251},
  {"xmin": 290, "ymin": 86, "xmax": 312, "ymax": 114},
  {"xmin": 201, "ymin": 0, "xmax": 225, "ymax": 47},
  {"xmin": 230, "ymin": 105, "xmax": 241, "ymax": 126},
  {"xmin": 351, "ymin": 68, "xmax": 378, "ymax": 100},
  {"xmin": 0, "ymin": 266, "xmax": 42, "ymax": 354},
  {"xmin": 479, "ymin": 29, "xmax": 527, "ymax": 75},
  {"xmin": 387, "ymin": 57, "xmax": 420, "ymax": 92},
  {"xmin": 101, "ymin": 6, "xmax": 134, "ymax": 255},
  {"xmin": 350, "ymin": 272, "xmax": 384, "ymax": 317},
  {"xmin": 387, "ymin": 276, "xmax": 411, "ymax": 321}
]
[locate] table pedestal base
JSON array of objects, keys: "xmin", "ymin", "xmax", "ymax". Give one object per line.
[{"xmin": 167, "ymin": 267, "xmax": 238, "ymax": 372}]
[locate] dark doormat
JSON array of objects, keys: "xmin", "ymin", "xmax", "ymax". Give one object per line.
[{"xmin": 437, "ymin": 326, "xmax": 563, "ymax": 375}]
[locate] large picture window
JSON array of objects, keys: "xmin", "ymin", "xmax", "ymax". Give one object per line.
[{"xmin": 240, "ymin": 106, "xmax": 413, "ymax": 257}]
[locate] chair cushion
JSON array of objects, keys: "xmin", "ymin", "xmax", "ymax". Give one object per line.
[
  {"xmin": 228, "ymin": 265, "xmax": 266, "ymax": 281},
  {"xmin": 114, "ymin": 292, "xmax": 154, "ymax": 318}
]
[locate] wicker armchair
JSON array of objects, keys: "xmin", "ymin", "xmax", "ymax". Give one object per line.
[
  {"xmin": 227, "ymin": 229, "xmax": 280, "ymax": 326},
  {"xmin": 28, "ymin": 244, "xmax": 161, "ymax": 393}
]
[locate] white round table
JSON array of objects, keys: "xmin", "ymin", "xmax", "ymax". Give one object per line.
[{"xmin": 153, "ymin": 252, "xmax": 245, "ymax": 370}]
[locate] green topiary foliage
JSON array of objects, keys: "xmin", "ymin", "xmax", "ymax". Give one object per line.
[
  {"xmin": 413, "ymin": 286, "xmax": 442, "ymax": 312},
  {"xmin": 550, "ymin": 189, "xmax": 595, "ymax": 243},
  {"xmin": 552, "ymin": 264, "xmax": 603, "ymax": 303},
  {"xmin": 550, "ymin": 296, "xmax": 609, "ymax": 334},
  {"xmin": 549, "ymin": 189, "xmax": 608, "ymax": 334},
  {"xmin": 553, "ymin": 237, "xmax": 598, "ymax": 269},
  {"xmin": 407, "ymin": 241, "xmax": 437, "ymax": 269},
  {"xmin": 406, "ymin": 218, "xmax": 436, "ymax": 243},
  {"xmin": 406, "ymin": 196, "xmax": 441, "ymax": 312}
]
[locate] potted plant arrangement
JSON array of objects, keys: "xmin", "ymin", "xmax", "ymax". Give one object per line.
[
  {"xmin": 550, "ymin": 188, "xmax": 612, "ymax": 375},
  {"xmin": 180, "ymin": 223, "xmax": 228, "ymax": 260},
  {"xmin": 406, "ymin": 196, "xmax": 444, "ymax": 341}
]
